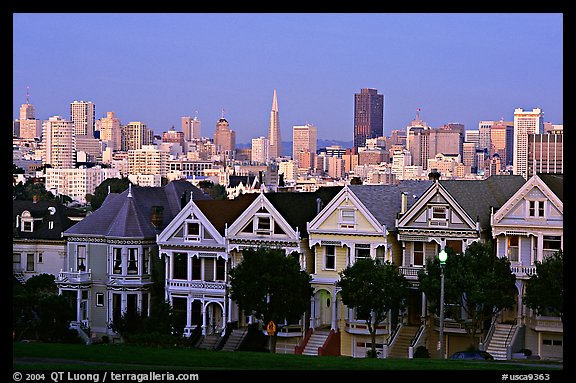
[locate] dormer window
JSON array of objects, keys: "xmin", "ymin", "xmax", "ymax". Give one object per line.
[
  {"xmin": 429, "ymin": 205, "xmax": 448, "ymax": 227},
  {"xmin": 339, "ymin": 208, "xmax": 356, "ymax": 229},
  {"xmin": 185, "ymin": 221, "xmax": 201, "ymax": 241},
  {"xmin": 20, "ymin": 211, "xmax": 33, "ymax": 232},
  {"xmin": 255, "ymin": 214, "xmax": 272, "ymax": 235},
  {"xmin": 528, "ymin": 200, "xmax": 545, "ymax": 218}
]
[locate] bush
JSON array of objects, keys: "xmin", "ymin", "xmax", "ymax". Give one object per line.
[{"xmin": 413, "ymin": 345, "xmax": 430, "ymax": 358}]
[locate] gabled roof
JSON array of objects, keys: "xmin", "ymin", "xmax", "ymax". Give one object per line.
[
  {"xmin": 265, "ymin": 186, "xmax": 343, "ymax": 237},
  {"xmin": 13, "ymin": 200, "xmax": 81, "ymax": 240},
  {"xmin": 538, "ymin": 173, "xmax": 563, "ymax": 202},
  {"xmin": 64, "ymin": 180, "xmax": 210, "ymax": 239},
  {"xmin": 349, "ymin": 181, "xmax": 433, "ymax": 231},
  {"xmin": 195, "ymin": 193, "xmax": 259, "ymax": 236},
  {"xmin": 439, "ymin": 175, "xmax": 525, "ymax": 228}
]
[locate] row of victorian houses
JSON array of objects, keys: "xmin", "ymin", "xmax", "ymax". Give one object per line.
[{"xmin": 12, "ymin": 173, "xmax": 563, "ymax": 360}]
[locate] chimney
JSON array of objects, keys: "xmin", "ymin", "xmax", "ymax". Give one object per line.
[
  {"xmin": 316, "ymin": 198, "xmax": 323, "ymax": 214},
  {"xmin": 180, "ymin": 190, "xmax": 188, "ymax": 209},
  {"xmin": 401, "ymin": 192, "xmax": 407, "ymax": 214},
  {"xmin": 428, "ymin": 169, "xmax": 441, "ymax": 181},
  {"xmin": 151, "ymin": 205, "xmax": 164, "ymax": 228}
]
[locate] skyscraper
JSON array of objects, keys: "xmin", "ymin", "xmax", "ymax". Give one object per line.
[
  {"xmin": 354, "ymin": 88, "xmax": 384, "ymax": 150},
  {"xmin": 99, "ymin": 112, "xmax": 122, "ymax": 151},
  {"xmin": 182, "ymin": 114, "xmax": 201, "ymax": 141},
  {"xmin": 70, "ymin": 100, "xmax": 96, "ymax": 137},
  {"xmin": 214, "ymin": 116, "xmax": 236, "ymax": 157},
  {"xmin": 513, "ymin": 107, "xmax": 543, "ymax": 179},
  {"xmin": 292, "ymin": 124, "xmax": 317, "ymax": 165},
  {"xmin": 42, "ymin": 116, "xmax": 76, "ymax": 168},
  {"xmin": 268, "ymin": 89, "xmax": 282, "ymax": 159}
]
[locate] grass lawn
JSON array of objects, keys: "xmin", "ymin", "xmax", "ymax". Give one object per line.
[{"xmin": 13, "ymin": 342, "xmax": 563, "ymax": 373}]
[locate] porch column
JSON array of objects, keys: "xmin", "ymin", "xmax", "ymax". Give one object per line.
[
  {"xmin": 421, "ymin": 291, "xmax": 427, "ymax": 318},
  {"xmin": 186, "ymin": 297, "xmax": 192, "ymax": 329},
  {"xmin": 309, "ymin": 296, "xmax": 315, "ymax": 329},
  {"xmin": 201, "ymin": 301, "xmax": 206, "ymax": 335},
  {"xmin": 76, "ymin": 289, "xmax": 82, "ymax": 323},
  {"xmin": 331, "ymin": 290, "xmax": 337, "ymax": 330},
  {"xmin": 221, "ymin": 303, "xmax": 226, "ymax": 334},
  {"xmin": 227, "ymin": 296, "xmax": 232, "ymax": 323}
]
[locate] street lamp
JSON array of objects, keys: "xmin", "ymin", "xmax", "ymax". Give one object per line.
[{"xmin": 438, "ymin": 248, "xmax": 448, "ymax": 359}]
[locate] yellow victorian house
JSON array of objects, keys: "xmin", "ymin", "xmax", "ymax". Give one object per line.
[{"xmin": 304, "ymin": 181, "xmax": 432, "ymax": 357}]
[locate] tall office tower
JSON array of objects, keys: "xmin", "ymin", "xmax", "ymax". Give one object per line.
[
  {"xmin": 18, "ymin": 101, "xmax": 42, "ymax": 139},
  {"xmin": 354, "ymin": 88, "xmax": 384, "ymax": 149},
  {"xmin": 490, "ymin": 121, "xmax": 514, "ymax": 168},
  {"xmin": 122, "ymin": 121, "xmax": 153, "ymax": 151},
  {"xmin": 464, "ymin": 130, "xmax": 480, "ymax": 148},
  {"xmin": 70, "ymin": 100, "xmax": 96, "ymax": 137},
  {"xmin": 438, "ymin": 123, "xmax": 465, "ymax": 158},
  {"xmin": 292, "ymin": 124, "xmax": 317, "ymax": 165},
  {"xmin": 251, "ymin": 136, "xmax": 270, "ymax": 164},
  {"xmin": 462, "ymin": 142, "xmax": 477, "ymax": 169},
  {"xmin": 41, "ymin": 116, "xmax": 76, "ymax": 168},
  {"xmin": 513, "ymin": 108, "xmax": 543, "ymax": 179},
  {"xmin": 128, "ymin": 144, "xmax": 170, "ymax": 178},
  {"xmin": 182, "ymin": 114, "xmax": 201, "ymax": 141},
  {"xmin": 268, "ymin": 89, "xmax": 282, "ymax": 159},
  {"xmin": 99, "ymin": 112, "xmax": 122, "ymax": 151},
  {"xmin": 389, "ymin": 129, "xmax": 407, "ymax": 147},
  {"xmin": 527, "ymin": 128, "xmax": 563, "ymax": 177},
  {"xmin": 213, "ymin": 116, "xmax": 236, "ymax": 157},
  {"xmin": 478, "ymin": 121, "xmax": 494, "ymax": 151}
]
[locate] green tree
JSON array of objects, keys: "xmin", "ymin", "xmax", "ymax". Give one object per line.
[
  {"xmin": 337, "ymin": 259, "xmax": 409, "ymax": 358},
  {"xmin": 13, "ymin": 179, "xmax": 57, "ymax": 201},
  {"xmin": 13, "ymin": 274, "xmax": 77, "ymax": 342},
  {"xmin": 524, "ymin": 250, "xmax": 563, "ymax": 321},
  {"xmin": 88, "ymin": 177, "xmax": 131, "ymax": 210},
  {"xmin": 229, "ymin": 247, "xmax": 313, "ymax": 353},
  {"xmin": 198, "ymin": 180, "xmax": 227, "ymax": 200},
  {"xmin": 418, "ymin": 241, "xmax": 516, "ymax": 348}
]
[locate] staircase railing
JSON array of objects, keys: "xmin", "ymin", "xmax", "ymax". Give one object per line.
[
  {"xmin": 479, "ymin": 316, "xmax": 498, "ymax": 351},
  {"xmin": 294, "ymin": 327, "xmax": 313, "ymax": 355},
  {"xmin": 408, "ymin": 324, "xmax": 426, "ymax": 359},
  {"xmin": 504, "ymin": 319, "xmax": 518, "ymax": 360},
  {"xmin": 382, "ymin": 323, "xmax": 401, "ymax": 358}
]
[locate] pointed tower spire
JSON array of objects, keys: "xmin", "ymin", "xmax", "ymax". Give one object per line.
[
  {"xmin": 268, "ymin": 88, "xmax": 282, "ymax": 160},
  {"xmin": 272, "ymin": 88, "xmax": 278, "ymax": 112}
]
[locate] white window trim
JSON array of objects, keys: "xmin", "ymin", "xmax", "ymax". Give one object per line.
[
  {"xmin": 324, "ymin": 245, "xmax": 336, "ymax": 271},
  {"xmin": 184, "ymin": 220, "xmax": 202, "ymax": 241},
  {"xmin": 254, "ymin": 214, "xmax": 273, "ymax": 235},
  {"xmin": 527, "ymin": 199, "xmax": 546, "ymax": 219},
  {"xmin": 338, "ymin": 208, "xmax": 356, "ymax": 229},
  {"xmin": 412, "ymin": 242, "xmax": 425, "ymax": 267}
]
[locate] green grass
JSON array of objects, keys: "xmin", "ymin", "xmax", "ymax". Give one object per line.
[{"xmin": 12, "ymin": 342, "xmax": 562, "ymax": 371}]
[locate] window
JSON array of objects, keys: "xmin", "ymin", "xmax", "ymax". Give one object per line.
[
  {"xmin": 26, "ymin": 253, "xmax": 35, "ymax": 272},
  {"xmin": 255, "ymin": 215, "xmax": 272, "ymax": 235},
  {"xmin": 507, "ymin": 236, "xmax": 519, "ymax": 262},
  {"xmin": 142, "ymin": 248, "xmax": 150, "ymax": 274},
  {"xmin": 216, "ymin": 258, "xmax": 225, "ymax": 281},
  {"xmin": 77, "ymin": 245, "xmax": 86, "ymax": 272},
  {"xmin": 96, "ymin": 292, "xmax": 104, "ymax": 307},
  {"xmin": 432, "ymin": 206, "xmax": 447, "ymax": 220},
  {"xmin": 413, "ymin": 242, "xmax": 424, "ymax": 266},
  {"xmin": 13, "ymin": 253, "xmax": 21, "ymax": 272},
  {"xmin": 113, "ymin": 248, "xmax": 122, "ymax": 274},
  {"xmin": 191, "ymin": 256, "xmax": 201, "ymax": 280},
  {"xmin": 127, "ymin": 248, "xmax": 138, "ymax": 274},
  {"xmin": 543, "ymin": 236, "xmax": 561, "ymax": 259},
  {"xmin": 186, "ymin": 221, "xmax": 201, "ymax": 240},
  {"xmin": 325, "ymin": 245, "xmax": 336, "ymax": 270},
  {"xmin": 529, "ymin": 200, "xmax": 544, "ymax": 218},
  {"xmin": 37, "ymin": 253, "xmax": 43, "ymax": 264},
  {"xmin": 355, "ymin": 244, "xmax": 371, "ymax": 261},
  {"xmin": 340, "ymin": 209, "xmax": 356, "ymax": 229},
  {"xmin": 173, "ymin": 252, "xmax": 188, "ymax": 280}
]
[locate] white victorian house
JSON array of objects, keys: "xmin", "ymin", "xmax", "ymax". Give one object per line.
[{"xmin": 490, "ymin": 173, "xmax": 563, "ymax": 361}]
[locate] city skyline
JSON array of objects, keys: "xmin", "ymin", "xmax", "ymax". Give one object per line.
[{"xmin": 13, "ymin": 13, "xmax": 563, "ymax": 144}]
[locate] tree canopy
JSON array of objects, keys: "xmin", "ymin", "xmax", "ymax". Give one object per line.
[
  {"xmin": 337, "ymin": 258, "xmax": 409, "ymax": 357},
  {"xmin": 524, "ymin": 250, "xmax": 563, "ymax": 321},
  {"xmin": 418, "ymin": 241, "xmax": 517, "ymax": 348},
  {"xmin": 88, "ymin": 177, "xmax": 131, "ymax": 210},
  {"xmin": 229, "ymin": 247, "xmax": 313, "ymax": 352}
]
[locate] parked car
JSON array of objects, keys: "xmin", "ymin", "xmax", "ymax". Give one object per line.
[{"xmin": 449, "ymin": 351, "xmax": 494, "ymax": 360}]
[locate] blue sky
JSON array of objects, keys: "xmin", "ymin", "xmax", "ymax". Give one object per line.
[{"xmin": 13, "ymin": 13, "xmax": 563, "ymax": 144}]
